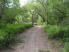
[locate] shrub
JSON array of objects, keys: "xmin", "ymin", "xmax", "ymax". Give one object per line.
[
  {"xmin": 44, "ymin": 25, "xmax": 61, "ymax": 39},
  {"xmin": 0, "ymin": 20, "xmax": 6, "ymax": 28},
  {"xmin": 44, "ymin": 25, "xmax": 69, "ymax": 52},
  {"xmin": 43, "ymin": 22, "xmax": 47, "ymax": 25},
  {"xmin": 59, "ymin": 26, "xmax": 69, "ymax": 42},
  {"xmin": 44, "ymin": 25, "xmax": 51, "ymax": 32},
  {"xmin": 44, "ymin": 25, "xmax": 69, "ymax": 41},
  {"xmin": 0, "ymin": 23, "xmax": 32, "ymax": 48}
]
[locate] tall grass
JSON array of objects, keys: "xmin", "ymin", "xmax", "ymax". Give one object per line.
[
  {"xmin": 44, "ymin": 25, "xmax": 69, "ymax": 52},
  {"xmin": 44, "ymin": 25, "xmax": 61, "ymax": 39},
  {"xmin": 0, "ymin": 23, "xmax": 32, "ymax": 48},
  {"xmin": 44, "ymin": 25, "xmax": 69, "ymax": 41}
]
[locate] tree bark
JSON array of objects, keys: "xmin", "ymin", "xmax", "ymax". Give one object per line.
[
  {"xmin": 37, "ymin": 12, "xmax": 45, "ymax": 22},
  {"xmin": 0, "ymin": 16, "xmax": 2, "ymax": 19},
  {"xmin": 0, "ymin": 0, "xmax": 5, "ymax": 19},
  {"xmin": 31, "ymin": 12, "xmax": 34, "ymax": 25},
  {"xmin": 46, "ymin": 1, "xmax": 48, "ymax": 25}
]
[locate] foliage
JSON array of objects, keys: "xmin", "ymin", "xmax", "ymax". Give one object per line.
[
  {"xmin": 34, "ymin": 22, "xmax": 47, "ymax": 25},
  {"xmin": 0, "ymin": 23, "xmax": 32, "ymax": 48},
  {"xmin": 44, "ymin": 25, "xmax": 69, "ymax": 42},
  {"xmin": 44, "ymin": 25, "xmax": 61, "ymax": 39},
  {"xmin": 60, "ymin": 43, "xmax": 69, "ymax": 52},
  {"xmin": 0, "ymin": 20, "xmax": 6, "ymax": 28},
  {"xmin": 0, "ymin": 0, "xmax": 69, "ymax": 52},
  {"xmin": 0, "ymin": 0, "xmax": 22, "ymax": 23}
]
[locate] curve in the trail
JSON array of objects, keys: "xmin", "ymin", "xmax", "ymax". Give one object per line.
[{"xmin": 1, "ymin": 25, "xmax": 60, "ymax": 52}]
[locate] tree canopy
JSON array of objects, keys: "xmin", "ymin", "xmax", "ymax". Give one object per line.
[{"xmin": 0, "ymin": 0, "xmax": 69, "ymax": 25}]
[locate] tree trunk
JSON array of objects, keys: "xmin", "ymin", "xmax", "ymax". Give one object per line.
[
  {"xmin": 0, "ymin": 16, "xmax": 2, "ymax": 19},
  {"xmin": 32, "ymin": 15, "xmax": 34, "ymax": 25},
  {"xmin": 0, "ymin": 0, "xmax": 5, "ymax": 19},
  {"xmin": 46, "ymin": 13, "xmax": 48, "ymax": 25},
  {"xmin": 43, "ymin": 17, "xmax": 45, "ymax": 22},
  {"xmin": 46, "ymin": 1, "xmax": 48, "ymax": 25}
]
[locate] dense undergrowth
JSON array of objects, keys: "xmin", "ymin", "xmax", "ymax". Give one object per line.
[
  {"xmin": 44, "ymin": 25, "xmax": 69, "ymax": 52},
  {"xmin": 0, "ymin": 23, "xmax": 32, "ymax": 48},
  {"xmin": 34, "ymin": 22, "xmax": 47, "ymax": 25}
]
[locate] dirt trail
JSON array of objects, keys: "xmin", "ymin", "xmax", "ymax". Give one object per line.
[{"xmin": 1, "ymin": 25, "xmax": 61, "ymax": 52}]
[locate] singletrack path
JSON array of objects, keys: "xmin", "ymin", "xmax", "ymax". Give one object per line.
[{"xmin": 1, "ymin": 25, "xmax": 61, "ymax": 52}]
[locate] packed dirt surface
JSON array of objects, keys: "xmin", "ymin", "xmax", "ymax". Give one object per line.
[{"xmin": 1, "ymin": 25, "xmax": 61, "ymax": 52}]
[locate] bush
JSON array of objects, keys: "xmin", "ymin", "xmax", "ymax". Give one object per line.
[
  {"xmin": 44, "ymin": 25, "xmax": 51, "ymax": 32},
  {"xmin": 44, "ymin": 25, "xmax": 61, "ymax": 39},
  {"xmin": 0, "ymin": 23, "xmax": 32, "ymax": 48},
  {"xmin": 44, "ymin": 25, "xmax": 69, "ymax": 41},
  {"xmin": 44, "ymin": 25, "xmax": 69, "ymax": 52},
  {"xmin": 59, "ymin": 26, "xmax": 69, "ymax": 42},
  {"xmin": 36, "ymin": 22, "xmax": 47, "ymax": 25},
  {"xmin": 0, "ymin": 20, "xmax": 6, "ymax": 28},
  {"xmin": 43, "ymin": 22, "xmax": 47, "ymax": 25}
]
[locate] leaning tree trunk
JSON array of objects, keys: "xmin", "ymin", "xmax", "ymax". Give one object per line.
[{"xmin": 42, "ymin": 17, "xmax": 46, "ymax": 22}]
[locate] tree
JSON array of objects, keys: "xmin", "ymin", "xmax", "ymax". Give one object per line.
[{"xmin": 0, "ymin": 0, "xmax": 21, "ymax": 23}]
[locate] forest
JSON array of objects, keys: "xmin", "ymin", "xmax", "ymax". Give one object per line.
[{"xmin": 0, "ymin": 0, "xmax": 69, "ymax": 52}]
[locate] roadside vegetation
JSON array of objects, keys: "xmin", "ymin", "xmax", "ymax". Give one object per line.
[
  {"xmin": 0, "ymin": 0, "xmax": 69, "ymax": 52},
  {"xmin": 0, "ymin": 0, "xmax": 33, "ymax": 48},
  {"xmin": 44, "ymin": 25, "xmax": 69, "ymax": 52},
  {"xmin": 0, "ymin": 23, "xmax": 32, "ymax": 48}
]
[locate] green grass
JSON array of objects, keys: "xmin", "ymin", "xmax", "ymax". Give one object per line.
[
  {"xmin": 44, "ymin": 25, "xmax": 69, "ymax": 41},
  {"xmin": 34, "ymin": 22, "xmax": 47, "ymax": 25},
  {"xmin": 39, "ymin": 50, "xmax": 50, "ymax": 52},
  {"xmin": 44, "ymin": 25, "xmax": 69, "ymax": 52},
  {"xmin": 44, "ymin": 25, "xmax": 61, "ymax": 39},
  {"xmin": 0, "ymin": 23, "xmax": 32, "ymax": 48},
  {"xmin": 60, "ymin": 43, "xmax": 69, "ymax": 52}
]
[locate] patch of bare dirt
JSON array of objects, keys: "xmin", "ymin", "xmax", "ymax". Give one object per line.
[{"xmin": 1, "ymin": 25, "xmax": 62, "ymax": 52}]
